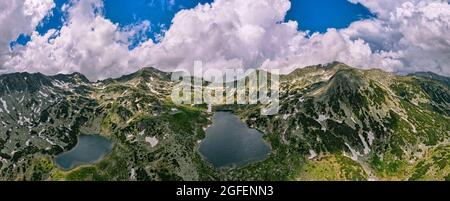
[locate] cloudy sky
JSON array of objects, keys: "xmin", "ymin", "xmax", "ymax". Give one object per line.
[{"xmin": 1, "ymin": 0, "xmax": 449, "ymax": 80}]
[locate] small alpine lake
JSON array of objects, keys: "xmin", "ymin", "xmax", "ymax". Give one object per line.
[
  {"xmin": 55, "ymin": 134, "xmax": 113, "ymax": 170},
  {"xmin": 198, "ymin": 112, "xmax": 271, "ymax": 168}
]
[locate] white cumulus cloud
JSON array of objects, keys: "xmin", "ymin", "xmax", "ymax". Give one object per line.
[
  {"xmin": 344, "ymin": 0, "xmax": 450, "ymax": 75},
  {"xmin": 0, "ymin": 0, "xmax": 55, "ymax": 71},
  {"xmin": 1, "ymin": 0, "xmax": 450, "ymax": 80},
  {"xmin": 4, "ymin": 0, "xmax": 151, "ymax": 80}
]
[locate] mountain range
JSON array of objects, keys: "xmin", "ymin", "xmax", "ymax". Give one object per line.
[{"xmin": 0, "ymin": 62, "xmax": 448, "ymax": 181}]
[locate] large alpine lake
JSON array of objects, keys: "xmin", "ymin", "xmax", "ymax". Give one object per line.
[
  {"xmin": 55, "ymin": 134, "xmax": 113, "ymax": 170},
  {"xmin": 198, "ymin": 112, "xmax": 271, "ymax": 168}
]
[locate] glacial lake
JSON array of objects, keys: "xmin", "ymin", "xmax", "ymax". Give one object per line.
[
  {"xmin": 198, "ymin": 112, "xmax": 271, "ymax": 168},
  {"xmin": 55, "ymin": 135, "xmax": 113, "ymax": 170}
]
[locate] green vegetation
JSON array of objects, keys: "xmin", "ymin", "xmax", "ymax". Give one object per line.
[
  {"xmin": 297, "ymin": 154, "xmax": 368, "ymax": 181},
  {"xmin": 408, "ymin": 145, "xmax": 450, "ymax": 181}
]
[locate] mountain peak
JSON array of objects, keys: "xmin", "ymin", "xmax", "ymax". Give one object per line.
[
  {"xmin": 410, "ymin": 71, "xmax": 450, "ymax": 86},
  {"xmin": 51, "ymin": 72, "xmax": 90, "ymax": 84},
  {"xmin": 322, "ymin": 61, "xmax": 350, "ymax": 69},
  {"xmin": 0, "ymin": 72, "xmax": 53, "ymax": 95},
  {"xmin": 113, "ymin": 66, "xmax": 171, "ymax": 83},
  {"xmin": 283, "ymin": 62, "xmax": 351, "ymax": 82},
  {"xmin": 139, "ymin": 66, "xmax": 165, "ymax": 73}
]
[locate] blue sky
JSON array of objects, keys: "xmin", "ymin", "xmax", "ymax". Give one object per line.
[
  {"xmin": 14, "ymin": 0, "xmax": 373, "ymax": 46},
  {"xmin": 5, "ymin": 0, "xmax": 448, "ymax": 79},
  {"xmin": 286, "ymin": 0, "xmax": 373, "ymax": 33}
]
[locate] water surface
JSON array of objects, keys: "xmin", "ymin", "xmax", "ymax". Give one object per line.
[
  {"xmin": 199, "ymin": 112, "xmax": 271, "ymax": 168},
  {"xmin": 55, "ymin": 135, "xmax": 113, "ymax": 170}
]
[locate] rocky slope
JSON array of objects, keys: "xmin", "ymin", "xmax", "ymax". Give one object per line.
[
  {"xmin": 234, "ymin": 62, "xmax": 449, "ymax": 180},
  {"xmin": 0, "ymin": 63, "xmax": 448, "ymax": 181}
]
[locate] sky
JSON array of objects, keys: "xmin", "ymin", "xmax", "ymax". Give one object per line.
[
  {"xmin": 1, "ymin": 0, "xmax": 449, "ymax": 80},
  {"xmin": 12, "ymin": 0, "xmax": 373, "ymax": 45}
]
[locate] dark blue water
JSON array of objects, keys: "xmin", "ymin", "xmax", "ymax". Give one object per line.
[
  {"xmin": 55, "ymin": 135, "xmax": 113, "ymax": 170},
  {"xmin": 199, "ymin": 112, "xmax": 271, "ymax": 168}
]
